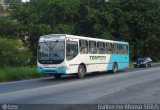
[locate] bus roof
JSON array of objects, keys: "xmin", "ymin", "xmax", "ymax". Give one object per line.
[{"xmin": 40, "ymin": 34, "xmax": 129, "ymax": 45}]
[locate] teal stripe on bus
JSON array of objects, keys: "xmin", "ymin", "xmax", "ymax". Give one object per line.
[{"xmin": 107, "ymin": 54, "xmax": 129, "ymax": 70}]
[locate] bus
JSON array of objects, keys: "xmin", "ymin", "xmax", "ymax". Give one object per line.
[{"xmin": 37, "ymin": 34, "xmax": 129, "ymax": 78}]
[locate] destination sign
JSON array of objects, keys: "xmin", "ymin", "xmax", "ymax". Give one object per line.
[
  {"xmin": 90, "ymin": 56, "xmax": 106, "ymax": 60},
  {"xmin": 40, "ymin": 35, "xmax": 65, "ymax": 41}
]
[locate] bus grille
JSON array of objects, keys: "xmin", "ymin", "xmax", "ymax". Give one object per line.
[{"xmin": 45, "ymin": 70, "xmax": 57, "ymax": 73}]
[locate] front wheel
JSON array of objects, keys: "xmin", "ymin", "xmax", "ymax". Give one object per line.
[
  {"xmin": 145, "ymin": 64, "xmax": 148, "ymax": 68},
  {"xmin": 149, "ymin": 63, "xmax": 152, "ymax": 67},
  {"xmin": 77, "ymin": 65, "xmax": 86, "ymax": 79},
  {"xmin": 53, "ymin": 74, "xmax": 62, "ymax": 79},
  {"xmin": 112, "ymin": 63, "xmax": 118, "ymax": 73}
]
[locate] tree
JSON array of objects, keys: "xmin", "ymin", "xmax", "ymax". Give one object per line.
[
  {"xmin": 10, "ymin": 0, "xmax": 160, "ymax": 62},
  {"xmin": 0, "ymin": 37, "xmax": 32, "ymax": 67},
  {"xmin": 119, "ymin": 0, "xmax": 160, "ymax": 60}
]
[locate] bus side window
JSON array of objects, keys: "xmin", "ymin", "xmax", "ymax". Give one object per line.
[
  {"xmin": 113, "ymin": 43, "xmax": 119, "ymax": 54},
  {"xmin": 119, "ymin": 44, "xmax": 123, "ymax": 54},
  {"xmin": 117, "ymin": 44, "xmax": 120, "ymax": 54},
  {"xmin": 122, "ymin": 44, "xmax": 125, "ymax": 54},
  {"xmin": 97, "ymin": 42, "xmax": 105, "ymax": 54},
  {"xmin": 106, "ymin": 43, "xmax": 112, "ymax": 54},
  {"xmin": 124, "ymin": 45, "xmax": 128, "ymax": 54},
  {"xmin": 89, "ymin": 41, "xmax": 97, "ymax": 54},
  {"xmin": 122, "ymin": 44, "xmax": 127, "ymax": 54},
  {"xmin": 79, "ymin": 40, "xmax": 88, "ymax": 54},
  {"xmin": 66, "ymin": 41, "xmax": 78, "ymax": 60}
]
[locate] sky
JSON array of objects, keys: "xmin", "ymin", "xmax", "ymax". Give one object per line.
[{"xmin": 21, "ymin": 0, "xmax": 30, "ymax": 2}]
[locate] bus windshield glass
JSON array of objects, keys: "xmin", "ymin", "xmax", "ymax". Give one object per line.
[{"xmin": 38, "ymin": 41, "xmax": 65, "ymax": 64}]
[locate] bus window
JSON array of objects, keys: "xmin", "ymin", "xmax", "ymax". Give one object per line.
[
  {"xmin": 123, "ymin": 45, "xmax": 128, "ymax": 54},
  {"xmin": 113, "ymin": 43, "xmax": 119, "ymax": 54},
  {"xmin": 66, "ymin": 41, "xmax": 78, "ymax": 60},
  {"xmin": 97, "ymin": 42, "xmax": 105, "ymax": 54},
  {"xmin": 89, "ymin": 41, "xmax": 97, "ymax": 54},
  {"xmin": 106, "ymin": 43, "xmax": 112, "ymax": 54},
  {"xmin": 119, "ymin": 44, "xmax": 123, "ymax": 54},
  {"xmin": 121, "ymin": 44, "xmax": 128, "ymax": 54},
  {"xmin": 79, "ymin": 40, "xmax": 88, "ymax": 54}
]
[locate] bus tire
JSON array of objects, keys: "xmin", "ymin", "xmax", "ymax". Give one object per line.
[
  {"xmin": 78, "ymin": 64, "xmax": 86, "ymax": 79},
  {"xmin": 53, "ymin": 74, "xmax": 62, "ymax": 79},
  {"xmin": 145, "ymin": 64, "xmax": 147, "ymax": 68},
  {"xmin": 149, "ymin": 63, "xmax": 152, "ymax": 67},
  {"xmin": 112, "ymin": 63, "xmax": 118, "ymax": 73}
]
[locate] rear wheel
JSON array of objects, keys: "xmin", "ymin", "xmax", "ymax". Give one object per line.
[
  {"xmin": 53, "ymin": 74, "xmax": 62, "ymax": 79},
  {"xmin": 112, "ymin": 63, "xmax": 118, "ymax": 73},
  {"xmin": 149, "ymin": 63, "xmax": 152, "ymax": 67},
  {"xmin": 77, "ymin": 65, "xmax": 86, "ymax": 79},
  {"xmin": 145, "ymin": 64, "xmax": 148, "ymax": 68}
]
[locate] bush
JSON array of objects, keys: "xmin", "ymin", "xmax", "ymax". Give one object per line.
[
  {"xmin": 0, "ymin": 37, "xmax": 32, "ymax": 67},
  {"xmin": 0, "ymin": 67, "xmax": 44, "ymax": 82},
  {"xmin": 0, "ymin": 6, "xmax": 4, "ymax": 13}
]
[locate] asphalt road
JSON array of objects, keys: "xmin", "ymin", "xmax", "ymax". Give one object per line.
[{"xmin": 0, "ymin": 65, "xmax": 160, "ymax": 105}]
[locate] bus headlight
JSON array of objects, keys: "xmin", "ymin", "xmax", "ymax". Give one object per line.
[
  {"xmin": 58, "ymin": 66, "xmax": 69, "ymax": 70},
  {"xmin": 37, "ymin": 66, "xmax": 44, "ymax": 73},
  {"xmin": 64, "ymin": 65, "xmax": 69, "ymax": 70},
  {"xmin": 58, "ymin": 66, "xmax": 64, "ymax": 69}
]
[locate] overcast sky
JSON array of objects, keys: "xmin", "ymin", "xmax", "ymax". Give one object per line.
[{"xmin": 21, "ymin": 0, "xmax": 30, "ymax": 2}]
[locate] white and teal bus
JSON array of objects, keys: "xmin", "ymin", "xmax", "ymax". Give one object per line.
[{"xmin": 37, "ymin": 34, "xmax": 129, "ymax": 78}]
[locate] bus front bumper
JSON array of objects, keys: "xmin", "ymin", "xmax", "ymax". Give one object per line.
[{"xmin": 37, "ymin": 66, "xmax": 66, "ymax": 74}]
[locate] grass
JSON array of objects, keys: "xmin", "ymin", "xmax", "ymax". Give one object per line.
[
  {"xmin": 0, "ymin": 67, "xmax": 45, "ymax": 83},
  {"xmin": 129, "ymin": 61, "xmax": 134, "ymax": 67}
]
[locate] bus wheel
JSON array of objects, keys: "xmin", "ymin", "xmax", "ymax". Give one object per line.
[
  {"xmin": 149, "ymin": 63, "xmax": 152, "ymax": 67},
  {"xmin": 112, "ymin": 63, "xmax": 118, "ymax": 73},
  {"xmin": 145, "ymin": 64, "xmax": 148, "ymax": 68},
  {"xmin": 78, "ymin": 65, "xmax": 86, "ymax": 79},
  {"xmin": 53, "ymin": 74, "xmax": 62, "ymax": 79}
]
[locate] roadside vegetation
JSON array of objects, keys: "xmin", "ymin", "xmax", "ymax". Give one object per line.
[
  {"xmin": 0, "ymin": 0, "xmax": 160, "ymax": 82},
  {"xmin": 0, "ymin": 37, "xmax": 32, "ymax": 67},
  {"xmin": 0, "ymin": 37, "xmax": 44, "ymax": 82},
  {"xmin": 0, "ymin": 67, "xmax": 45, "ymax": 82}
]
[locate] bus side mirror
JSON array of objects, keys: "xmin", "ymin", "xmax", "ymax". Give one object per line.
[{"xmin": 38, "ymin": 46, "xmax": 40, "ymax": 50}]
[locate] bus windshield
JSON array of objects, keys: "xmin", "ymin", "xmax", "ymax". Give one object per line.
[{"xmin": 38, "ymin": 41, "xmax": 65, "ymax": 64}]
